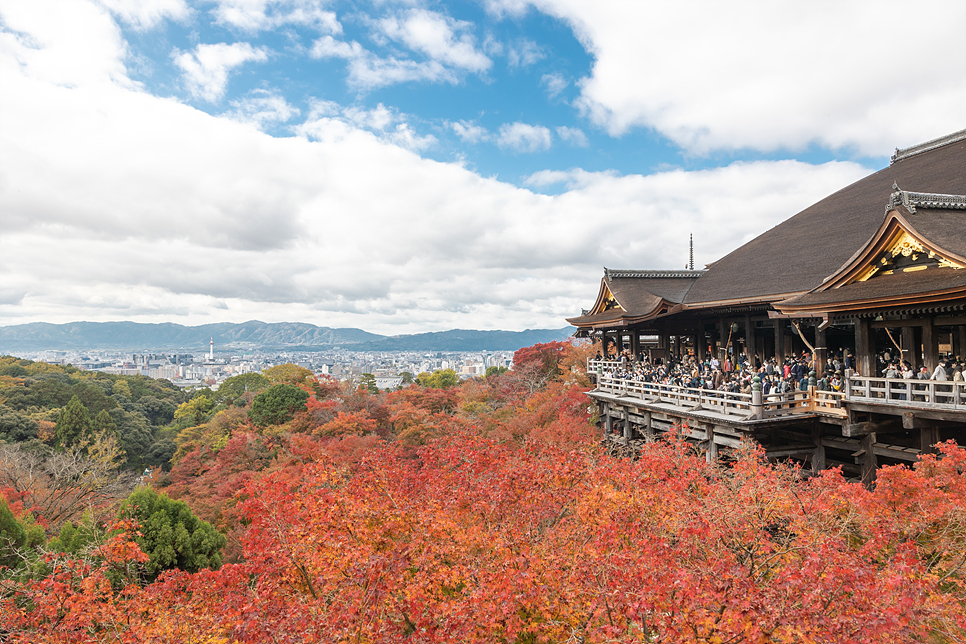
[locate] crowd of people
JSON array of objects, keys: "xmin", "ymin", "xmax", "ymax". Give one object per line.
[
  {"xmin": 594, "ymin": 345, "xmax": 964, "ymax": 397},
  {"xmin": 874, "ymin": 348, "xmax": 964, "ymax": 382}
]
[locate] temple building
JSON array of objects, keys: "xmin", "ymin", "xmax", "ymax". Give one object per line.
[{"xmin": 568, "ymin": 129, "xmax": 966, "ymax": 481}]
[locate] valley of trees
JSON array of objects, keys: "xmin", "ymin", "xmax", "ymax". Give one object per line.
[{"xmin": 1, "ymin": 344, "xmax": 965, "ymax": 642}]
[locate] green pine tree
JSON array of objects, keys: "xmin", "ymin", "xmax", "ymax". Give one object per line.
[
  {"xmin": 92, "ymin": 409, "xmax": 117, "ymax": 436},
  {"xmin": 118, "ymin": 487, "xmax": 226, "ymax": 583},
  {"xmin": 55, "ymin": 395, "xmax": 92, "ymax": 447}
]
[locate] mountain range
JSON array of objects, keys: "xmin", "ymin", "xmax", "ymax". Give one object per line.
[{"xmin": 0, "ymin": 321, "xmax": 573, "ymax": 353}]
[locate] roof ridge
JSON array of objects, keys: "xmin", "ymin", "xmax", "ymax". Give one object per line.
[
  {"xmin": 604, "ymin": 268, "xmax": 706, "ymax": 280},
  {"xmin": 888, "ymin": 182, "xmax": 966, "ymax": 214},
  {"xmin": 891, "ymin": 128, "xmax": 966, "ymax": 164}
]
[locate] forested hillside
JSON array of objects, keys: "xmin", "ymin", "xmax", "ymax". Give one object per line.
[{"xmin": 1, "ymin": 343, "xmax": 965, "ymax": 642}]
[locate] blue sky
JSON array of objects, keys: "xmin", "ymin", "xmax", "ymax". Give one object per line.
[{"xmin": 1, "ymin": 0, "xmax": 964, "ymax": 334}]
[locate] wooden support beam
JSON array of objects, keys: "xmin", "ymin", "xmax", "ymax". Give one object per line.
[
  {"xmin": 920, "ymin": 426, "xmax": 940, "ymax": 455},
  {"xmin": 855, "ymin": 318, "xmax": 873, "ymax": 377},
  {"xmin": 923, "ymin": 318, "xmax": 938, "ymax": 373},
  {"xmin": 821, "ymin": 436, "xmax": 862, "ymax": 452},
  {"xmin": 901, "ymin": 326, "xmax": 916, "ymax": 366},
  {"xmin": 712, "ymin": 434, "xmax": 744, "ymax": 449},
  {"xmin": 706, "ymin": 425, "xmax": 718, "ymax": 463},
  {"xmin": 873, "ymin": 443, "xmax": 921, "ymax": 462},
  {"xmin": 765, "ymin": 444, "xmax": 816, "ymax": 459},
  {"xmin": 774, "ymin": 319, "xmax": 785, "ymax": 364},
  {"xmin": 811, "ymin": 424, "xmax": 826, "ymax": 473},
  {"xmin": 871, "ymin": 319, "xmax": 927, "ymax": 329},
  {"xmin": 745, "ymin": 315, "xmax": 755, "ymax": 365},
  {"xmin": 814, "ymin": 327, "xmax": 827, "ymax": 380},
  {"xmin": 903, "ymin": 412, "xmax": 933, "ymax": 430},
  {"xmin": 843, "ymin": 418, "xmax": 902, "ymax": 437},
  {"xmin": 859, "ymin": 434, "xmax": 877, "ymax": 486}
]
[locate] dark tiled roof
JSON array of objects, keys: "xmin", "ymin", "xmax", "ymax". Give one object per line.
[
  {"xmin": 776, "ymin": 267, "xmax": 966, "ymax": 310},
  {"xmin": 909, "ymin": 208, "xmax": 966, "ymax": 259},
  {"xmin": 683, "ymin": 137, "xmax": 966, "ymax": 305},
  {"xmin": 567, "ymin": 273, "xmax": 701, "ymax": 327},
  {"xmin": 608, "ymin": 275, "xmax": 699, "ymax": 308},
  {"xmin": 565, "ymin": 309, "xmax": 629, "ymax": 327}
]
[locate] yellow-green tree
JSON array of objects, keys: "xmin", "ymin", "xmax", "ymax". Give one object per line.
[
  {"xmin": 174, "ymin": 395, "xmax": 214, "ymax": 427},
  {"xmin": 262, "ymin": 364, "xmax": 313, "ymax": 386}
]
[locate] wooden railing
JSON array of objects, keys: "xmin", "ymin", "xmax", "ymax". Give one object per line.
[
  {"xmin": 591, "ymin": 365, "xmax": 962, "ymax": 417},
  {"xmin": 588, "ymin": 359, "xmax": 623, "ymax": 373},
  {"xmin": 847, "ymin": 376, "xmax": 966, "ymax": 409},
  {"xmin": 598, "ymin": 376, "xmax": 757, "ymax": 418}
]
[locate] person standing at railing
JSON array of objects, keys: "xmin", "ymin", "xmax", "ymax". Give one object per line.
[
  {"xmin": 931, "ymin": 361, "xmax": 949, "ymax": 381},
  {"xmin": 830, "ymin": 373, "xmax": 843, "ymax": 392}
]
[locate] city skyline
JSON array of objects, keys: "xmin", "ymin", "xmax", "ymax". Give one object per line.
[{"xmin": 1, "ymin": 0, "xmax": 964, "ymax": 335}]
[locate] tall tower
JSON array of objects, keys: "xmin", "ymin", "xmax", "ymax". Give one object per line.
[
  {"xmin": 209, "ymin": 337, "xmax": 214, "ymax": 361},
  {"xmin": 689, "ymin": 233, "xmax": 694, "ymax": 270}
]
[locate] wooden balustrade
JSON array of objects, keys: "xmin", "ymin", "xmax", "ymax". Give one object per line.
[
  {"xmin": 847, "ymin": 376, "xmax": 965, "ymax": 409},
  {"xmin": 592, "ymin": 361, "xmax": 963, "ymax": 416}
]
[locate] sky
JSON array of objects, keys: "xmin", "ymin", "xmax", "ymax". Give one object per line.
[{"xmin": 1, "ymin": 0, "xmax": 964, "ymax": 336}]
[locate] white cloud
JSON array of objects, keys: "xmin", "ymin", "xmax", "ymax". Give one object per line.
[
  {"xmin": 506, "ymin": 38, "xmax": 544, "ymax": 67},
  {"xmin": 301, "ymin": 100, "xmax": 434, "ymax": 150},
  {"xmin": 311, "ymin": 35, "xmax": 454, "ymax": 90},
  {"xmin": 497, "ymin": 122, "xmax": 553, "ymax": 152},
  {"xmin": 449, "ymin": 120, "xmax": 489, "ymax": 143},
  {"xmin": 387, "ymin": 123, "xmax": 437, "ymax": 152},
  {"xmin": 99, "ymin": 0, "xmax": 190, "ymax": 30},
  {"xmin": 556, "ymin": 125, "xmax": 587, "ymax": 147},
  {"xmin": 518, "ymin": 0, "xmax": 966, "ymax": 155},
  {"xmin": 378, "ymin": 9, "xmax": 491, "ymax": 73},
  {"xmin": 209, "ymin": 0, "xmax": 341, "ymax": 33},
  {"xmin": 541, "ymin": 72, "xmax": 567, "ymax": 98},
  {"xmin": 0, "ymin": 0, "xmax": 130, "ymax": 87},
  {"xmin": 342, "ymin": 103, "xmax": 394, "ymax": 130},
  {"xmin": 226, "ymin": 89, "xmax": 299, "ymax": 129},
  {"xmin": 172, "ymin": 42, "xmax": 269, "ymax": 102},
  {"xmin": 0, "ymin": 0, "xmax": 881, "ymax": 334}
]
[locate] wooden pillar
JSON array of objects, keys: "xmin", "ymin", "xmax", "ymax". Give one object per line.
[
  {"xmin": 811, "ymin": 423, "xmax": 826, "ymax": 474},
  {"xmin": 923, "ymin": 318, "xmax": 938, "ymax": 373},
  {"xmin": 696, "ymin": 326, "xmax": 706, "ymax": 361},
  {"xmin": 744, "ymin": 315, "xmax": 755, "ymax": 366},
  {"xmin": 643, "ymin": 411, "xmax": 654, "ymax": 442},
  {"xmin": 814, "ymin": 327, "xmax": 827, "ymax": 379},
  {"xmin": 901, "ymin": 326, "xmax": 916, "ymax": 367},
  {"xmin": 957, "ymin": 326, "xmax": 966, "ymax": 361},
  {"xmin": 623, "ymin": 409, "xmax": 633, "ymax": 441},
  {"xmin": 920, "ymin": 426, "xmax": 940, "ymax": 455},
  {"xmin": 630, "ymin": 331, "xmax": 640, "ymax": 360},
  {"xmin": 859, "ymin": 433, "xmax": 877, "ymax": 486},
  {"xmin": 719, "ymin": 319, "xmax": 728, "ymax": 358},
  {"xmin": 855, "ymin": 318, "xmax": 873, "ymax": 377},
  {"xmin": 604, "ymin": 407, "xmax": 613, "ymax": 434},
  {"xmin": 774, "ymin": 319, "xmax": 786, "ymax": 364},
  {"xmin": 706, "ymin": 425, "xmax": 718, "ymax": 463}
]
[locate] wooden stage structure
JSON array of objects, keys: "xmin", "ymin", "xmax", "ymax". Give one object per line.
[
  {"xmin": 569, "ymin": 129, "xmax": 966, "ymax": 481},
  {"xmin": 589, "ymin": 360, "xmax": 966, "ymax": 482}
]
